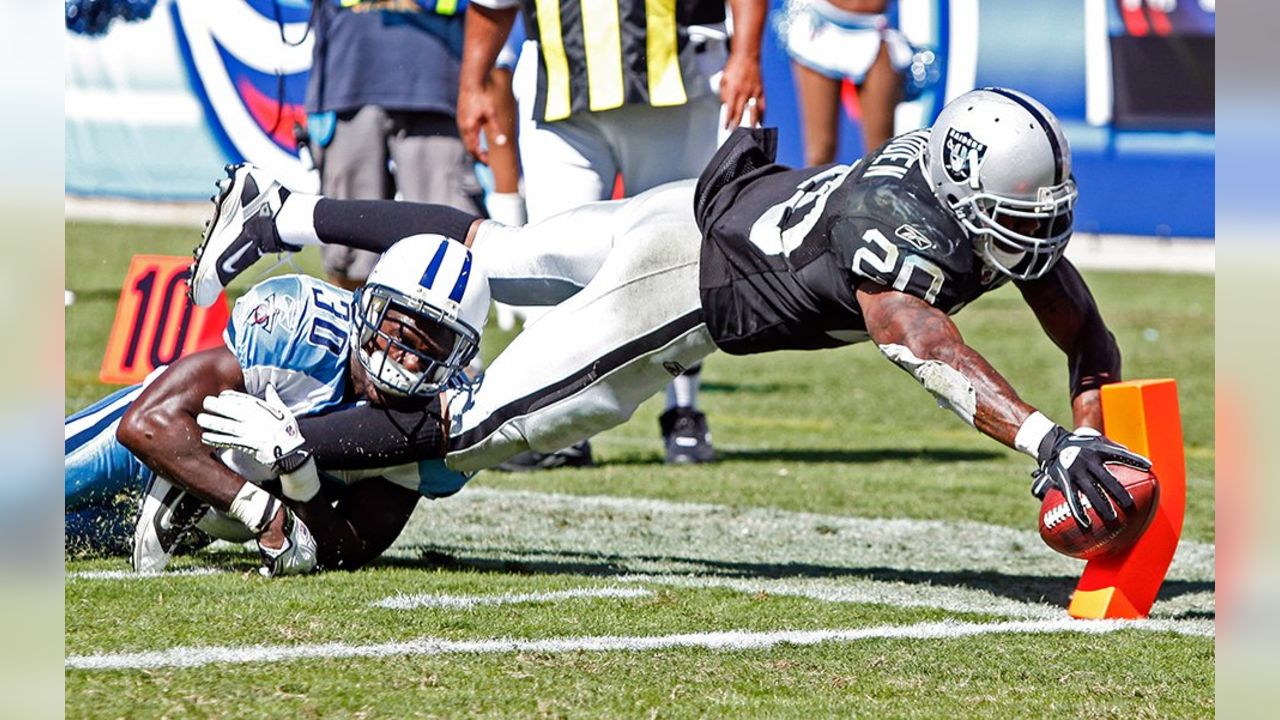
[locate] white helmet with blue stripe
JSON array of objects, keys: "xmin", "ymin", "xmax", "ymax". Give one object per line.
[{"xmin": 353, "ymin": 234, "xmax": 489, "ymax": 398}]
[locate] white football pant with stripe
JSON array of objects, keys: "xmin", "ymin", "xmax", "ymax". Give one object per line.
[{"xmin": 447, "ymin": 180, "xmax": 714, "ymax": 472}]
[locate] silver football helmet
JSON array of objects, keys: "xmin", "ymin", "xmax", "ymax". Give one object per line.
[
  {"xmin": 927, "ymin": 88, "xmax": 1077, "ymax": 280},
  {"xmin": 352, "ymin": 234, "xmax": 490, "ymax": 398}
]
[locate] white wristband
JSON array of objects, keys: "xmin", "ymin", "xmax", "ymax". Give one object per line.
[
  {"xmin": 279, "ymin": 458, "xmax": 321, "ymax": 503},
  {"xmin": 229, "ymin": 482, "xmax": 279, "ymax": 535},
  {"xmin": 1014, "ymin": 411, "xmax": 1060, "ymax": 459}
]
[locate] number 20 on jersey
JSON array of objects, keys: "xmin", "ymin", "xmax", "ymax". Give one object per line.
[{"xmin": 99, "ymin": 255, "xmax": 230, "ymax": 385}]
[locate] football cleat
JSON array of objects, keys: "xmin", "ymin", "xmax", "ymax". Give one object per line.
[
  {"xmin": 257, "ymin": 509, "xmax": 318, "ymax": 577},
  {"xmin": 189, "ymin": 163, "xmax": 293, "ymax": 307},
  {"xmin": 131, "ymin": 475, "xmax": 212, "ymax": 573},
  {"xmin": 495, "ymin": 440, "xmax": 594, "ymax": 472},
  {"xmin": 660, "ymin": 407, "xmax": 716, "ymax": 464}
]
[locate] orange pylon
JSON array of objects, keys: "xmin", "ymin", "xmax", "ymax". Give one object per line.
[{"xmin": 1067, "ymin": 379, "xmax": 1186, "ymax": 619}]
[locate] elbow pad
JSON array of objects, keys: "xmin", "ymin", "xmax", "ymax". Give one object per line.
[{"xmin": 878, "ymin": 343, "xmax": 977, "ymax": 426}]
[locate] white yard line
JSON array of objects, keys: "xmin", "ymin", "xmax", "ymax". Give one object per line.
[
  {"xmin": 616, "ymin": 574, "xmax": 1065, "ymax": 620},
  {"xmin": 65, "ymin": 617, "xmax": 1214, "ymax": 671},
  {"xmin": 66, "ymin": 567, "xmax": 222, "ymax": 581},
  {"xmin": 372, "ymin": 586, "xmax": 650, "ymax": 610},
  {"xmin": 401, "ymin": 487, "xmax": 1216, "ymax": 582}
]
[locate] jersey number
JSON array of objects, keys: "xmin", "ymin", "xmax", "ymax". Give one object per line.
[
  {"xmin": 308, "ymin": 287, "xmax": 350, "ymax": 354},
  {"xmin": 852, "ymin": 229, "xmax": 945, "ymax": 304}
]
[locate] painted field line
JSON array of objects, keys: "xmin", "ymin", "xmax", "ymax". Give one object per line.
[
  {"xmin": 66, "ymin": 617, "xmax": 1214, "ymax": 671},
  {"xmin": 66, "ymin": 567, "xmax": 222, "ymax": 581},
  {"xmin": 617, "ymin": 574, "xmax": 1064, "ymax": 620},
  {"xmin": 406, "ymin": 486, "xmax": 1216, "ymax": 582},
  {"xmin": 372, "ymin": 586, "xmax": 651, "ymax": 610}
]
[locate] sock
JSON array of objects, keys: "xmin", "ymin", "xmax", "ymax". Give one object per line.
[
  {"xmin": 310, "ymin": 198, "xmax": 480, "ymax": 253},
  {"xmin": 665, "ymin": 364, "xmax": 702, "ymax": 410},
  {"xmin": 276, "ymin": 193, "xmax": 321, "ymax": 248}
]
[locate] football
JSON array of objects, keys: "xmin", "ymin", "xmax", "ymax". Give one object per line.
[{"xmin": 1038, "ymin": 463, "xmax": 1161, "ymax": 560}]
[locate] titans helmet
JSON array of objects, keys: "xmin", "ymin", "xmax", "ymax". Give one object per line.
[
  {"xmin": 352, "ymin": 234, "xmax": 490, "ymax": 398},
  {"xmin": 926, "ymin": 88, "xmax": 1078, "ymax": 280}
]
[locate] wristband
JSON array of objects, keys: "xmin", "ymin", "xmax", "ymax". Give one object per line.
[
  {"xmin": 1014, "ymin": 411, "xmax": 1060, "ymax": 460},
  {"xmin": 229, "ymin": 482, "xmax": 279, "ymax": 535}
]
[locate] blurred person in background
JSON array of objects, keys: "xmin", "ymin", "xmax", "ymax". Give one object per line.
[
  {"xmin": 482, "ymin": 15, "xmax": 532, "ymax": 331},
  {"xmin": 775, "ymin": 0, "xmax": 913, "ymax": 164},
  {"xmin": 306, "ymin": 0, "xmax": 481, "ymax": 289},
  {"xmin": 453, "ymin": 0, "xmax": 767, "ymax": 468}
]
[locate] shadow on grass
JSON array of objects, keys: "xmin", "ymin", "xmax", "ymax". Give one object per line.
[
  {"xmin": 378, "ymin": 545, "xmax": 1214, "ymax": 615},
  {"xmin": 577, "ymin": 446, "xmax": 1005, "ymax": 468},
  {"xmin": 700, "ymin": 380, "xmax": 810, "ymax": 395}
]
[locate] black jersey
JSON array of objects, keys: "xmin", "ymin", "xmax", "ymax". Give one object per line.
[{"xmin": 694, "ymin": 128, "xmax": 1011, "ymax": 356}]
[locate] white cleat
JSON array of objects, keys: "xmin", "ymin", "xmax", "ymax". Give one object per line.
[
  {"xmin": 189, "ymin": 163, "xmax": 291, "ymax": 307},
  {"xmin": 131, "ymin": 475, "xmax": 210, "ymax": 574}
]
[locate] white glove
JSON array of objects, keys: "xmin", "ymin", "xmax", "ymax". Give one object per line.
[{"xmin": 198, "ymin": 385, "xmax": 320, "ymax": 501}]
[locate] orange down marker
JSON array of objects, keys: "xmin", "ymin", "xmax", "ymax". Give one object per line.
[
  {"xmin": 99, "ymin": 255, "xmax": 230, "ymax": 385},
  {"xmin": 1067, "ymin": 379, "xmax": 1186, "ymax": 619}
]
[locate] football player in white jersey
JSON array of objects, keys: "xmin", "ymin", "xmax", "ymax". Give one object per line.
[
  {"xmin": 65, "ymin": 233, "xmax": 488, "ymax": 575},
  {"xmin": 190, "ymin": 89, "xmax": 1151, "ymax": 533}
]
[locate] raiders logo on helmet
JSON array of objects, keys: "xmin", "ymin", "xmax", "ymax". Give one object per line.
[{"xmin": 943, "ymin": 128, "xmax": 988, "ymax": 184}]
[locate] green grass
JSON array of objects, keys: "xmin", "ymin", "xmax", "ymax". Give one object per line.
[{"xmin": 65, "ymin": 221, "xmax": 1215, "ymax": 718}]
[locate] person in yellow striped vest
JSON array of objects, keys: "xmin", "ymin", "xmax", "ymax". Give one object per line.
[{"xmin": 455, "ymin": 0, "xmax": 765, "ymax": 468}]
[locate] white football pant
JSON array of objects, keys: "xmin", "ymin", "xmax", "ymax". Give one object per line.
[{"xmin": 446, "ymin": 180, "xmax": 714, "ymax": 472}]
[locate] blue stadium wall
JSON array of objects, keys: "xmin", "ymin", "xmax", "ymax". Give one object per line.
[{"xmin": 67, "ymin": 0, "xmax": 1213, "ymax": 237}]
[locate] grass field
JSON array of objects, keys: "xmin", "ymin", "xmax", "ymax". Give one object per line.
[{"xmin": 66, "ymin": 221, "xmax": 1215, "ymax": 718}]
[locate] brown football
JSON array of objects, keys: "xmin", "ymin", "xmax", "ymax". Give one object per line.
[{"xmin": 1038, "ymin": 463, "xmax": 1160, "ymax": 560}]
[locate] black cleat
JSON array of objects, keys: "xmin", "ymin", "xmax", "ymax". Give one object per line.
[{"xmin": 660, "ymin": 407, "xmax": 716, "ymax": 464}]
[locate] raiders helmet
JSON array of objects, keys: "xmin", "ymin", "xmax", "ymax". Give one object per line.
[
  {"xmin": 352, "ymin": 234, "xmax": 490, "ymax": 397},
  {"xmin": 927, "ymin": 88, "xmax": 1077, "ymax": 280}
]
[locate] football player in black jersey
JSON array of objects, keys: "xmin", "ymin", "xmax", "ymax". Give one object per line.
[{"xmin": 188, "ymin": 88, "xmax": 1150, "ymax": 531}]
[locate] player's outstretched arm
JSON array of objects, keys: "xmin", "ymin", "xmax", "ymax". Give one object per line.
[
  {"xmin": 856, "ymin": 281, "xmax": 1035, "ymax": 447},
  {"xmin": 116, "ymin": 347, "xmax": 249, "ymax": 509},
  {"xmin": 856, "ymin": 281, "xmax": 1148, "ymax": 527},
  {"xmin": 1014, "ymin": 258, "xmax": 1121, "ymax": 431}
]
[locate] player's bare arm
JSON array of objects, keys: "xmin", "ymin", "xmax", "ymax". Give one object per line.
[
  {"xmin": 117, "ymin": 349, "xmax": 298, "ymax": 552},
  {"xmin": 457, "ymin": 4, "xmax": 520, "ymax": 163},
  {"xmin": 117, "ymin": 347, "xmax": 252, "ymax": 509},
  {"xmin": 1014, "ymin": 258, "xmax": 1121, "ymax": 431},
  {"xmin": 855, "ymin": 281, "xmax": 1035, "ymax": 448},
  {"xmin": 857, "ymin": 278, "xmax": 1147, "ymax": 528}
]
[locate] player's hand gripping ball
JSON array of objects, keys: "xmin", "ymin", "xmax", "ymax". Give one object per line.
[{"xmin": 1038, "ymin": 462, "xmax": 1160, "ymax": 560}]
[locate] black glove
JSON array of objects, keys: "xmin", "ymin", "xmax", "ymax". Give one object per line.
[{"xmin": 1031, "ymin": 427, "xmax": 1151, "ymax": 528}]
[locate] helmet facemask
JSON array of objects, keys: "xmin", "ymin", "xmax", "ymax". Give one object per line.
[
  {"xmin": 956, "ymin": 178, "xmax": 1077, "ymax": 281},
  {"xmin": 352, "ymin": 284, "xmax": 480, "ymax": 398}
]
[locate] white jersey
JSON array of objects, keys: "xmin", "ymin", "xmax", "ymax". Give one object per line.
[{"xmin": 225, "ymin": 275, "xmax": 466, "ymax": 498}]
